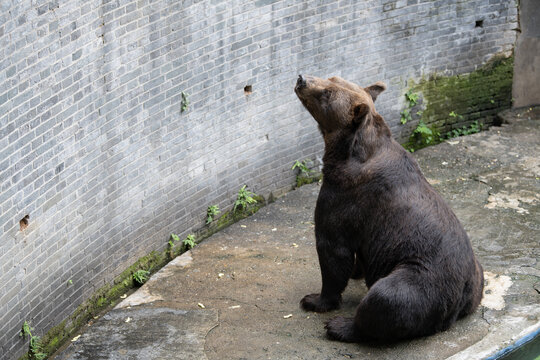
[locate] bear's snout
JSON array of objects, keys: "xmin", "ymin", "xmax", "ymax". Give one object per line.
[{"xmin": 296, "ymin": 74, "xmax": 306, "ymax": 90}]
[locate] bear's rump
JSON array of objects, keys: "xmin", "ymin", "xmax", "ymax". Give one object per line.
[{"xmin": 355, "ymin": 264, "xmax": 470, "ymax": 340}]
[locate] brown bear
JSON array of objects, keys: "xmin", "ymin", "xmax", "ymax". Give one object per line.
[{"xmin": 294, "ymin": 75, "xmax": 484, "ymax": 343}]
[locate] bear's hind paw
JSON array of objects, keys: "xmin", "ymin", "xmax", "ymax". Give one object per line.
[{"xmin": 325, "ymin": 316, "xmax": 361, "ymax": 343}]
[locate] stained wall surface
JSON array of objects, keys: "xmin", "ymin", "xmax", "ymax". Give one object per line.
[
  {"xmin": 0, "ymin": 0, "xmax": 517, "ymax": 357},
  {"xmin": 513, "ymin": 0, "xmax": 540, "ymax": 107}
]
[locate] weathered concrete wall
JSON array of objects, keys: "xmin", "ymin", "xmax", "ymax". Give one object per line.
[
  {"xmin": 513, "ymin": 0, "xmax": 540, "ymax": 107},
  {"xmin": 0, "ymin": 0, "xmax": 517, "ymax": 357}
]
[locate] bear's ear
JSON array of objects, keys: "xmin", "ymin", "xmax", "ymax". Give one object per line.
[
  {"xmin": 365, "ymin": 81, "xmax": 387, "ymax": 102},
  {"xmin": 353, "ymin": 103, "xmax": 370, "ymax": 124}
]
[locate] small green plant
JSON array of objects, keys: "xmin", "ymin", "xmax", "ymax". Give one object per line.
[
  {"xmin": 133, "ymin": 270, "xmax": 150, "ymax": 285},
  {"xmin": 444, "ymin": 111, "xmax": 481, "ymax": 139},
  {"xmin": 413, "ymin": 120, "xmax": 438, "ymax": 146},
  {"xmin": 469, "ymin": 120, "xmax": 481, "ymax": 133},
  {"xmin": 292, "ymin": 159, "xmax": 318, "ymax": 187},
  {"xmin": 20, "ymin": 321, "xmax": 32, "ymax": 339},
  {"xmin": 181, "ymin": 91, "xmax": 190, "ymax": 112},
  {"xmin": 169, "ymin": 233, "xmax": 180, "ymax": 247},
  {"xmin": 412, "ymin": 120, "xmax": 440, "ymax": 152},
  {"xmin": 233, "ymin": 185, "xmax": 257, "ymax": 212},
  {"xmin": 168, "ymin": 233, "xmax": 181, "ymax": 258},
  {"xmin": 206, "ymin": 205, "xmax": 220, "ymax": 224},
  {"xmin": 449, "ymin": 111, "xmax": 461, "ymax": 120},
  {"xmin": 183, "ymin": 234, "xmax": 196, "ymax": 250},
  {"xmin": 292, "ymin": 160, "xmax": 311, "ymax": 177},
  {"xmin": 400, "ymin": 108, "xmax": 412, "ymax": 124},
  {"xmin": 20, "ymin": 321, "xmax": 47, "ymax": 360},
  {"xmin": 400, "ymin": 90, "xmax": 420, "ymax": 124},
  {"xmin": 445, "ymin": 120, "xmax": 481, "ymax": 138},
  {"xmin": 405, "ymin": 90, "xmax": 419, "ymax": 106}
]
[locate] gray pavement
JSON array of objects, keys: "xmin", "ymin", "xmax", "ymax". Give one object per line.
[{"xmin": 55, "ymin": 108, "xmax": 539, "ymax": 359}]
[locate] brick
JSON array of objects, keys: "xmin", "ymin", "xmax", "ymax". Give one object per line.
[{"xmin": 5, "ymin": 65, "xmax": 16, "ymax": 78}]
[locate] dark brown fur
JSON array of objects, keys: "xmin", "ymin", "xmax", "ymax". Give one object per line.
[{"xmin": 294, "ymin": 75, "xmax": 484, "ymax": 342}]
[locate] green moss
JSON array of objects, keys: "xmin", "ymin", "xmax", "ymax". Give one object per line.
[
  {"xmin": 404, "ymin": 54, "xmax": 513, "ymax": 151},
  {"xmin": 295, "ymin": 174, "xmax": 322, "ymax": 188}
]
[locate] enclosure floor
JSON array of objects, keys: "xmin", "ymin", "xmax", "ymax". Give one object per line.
[{"xmin": 55, "ymin": 108, "xmax": 540, "ymax": 360}]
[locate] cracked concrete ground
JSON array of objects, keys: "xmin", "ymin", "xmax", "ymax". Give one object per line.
[{"xmin": 55, "ymin": 108, "xmax": 539, "ymax": 360}]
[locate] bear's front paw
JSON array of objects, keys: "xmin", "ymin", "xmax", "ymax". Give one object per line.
[
  {"xmin": 300, "ymin": 293, "xmax": 340, "ymax": 312},
  {"xmin": 325, "ymin": 316, "xmax": 360, "ymax": 343}
]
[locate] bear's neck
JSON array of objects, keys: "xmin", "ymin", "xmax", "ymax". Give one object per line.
[{"xmin": 322, "ymin": 114, "xmax": 391, "ymax": 174}]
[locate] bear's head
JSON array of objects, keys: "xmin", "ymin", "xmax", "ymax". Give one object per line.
[
  {"xmin": 294, "ymin": 75, "xmax": 392, "ymax": 163},
  {"xmin": 294, "ymin": 75, "xmax": 387, "ymax": 136}
]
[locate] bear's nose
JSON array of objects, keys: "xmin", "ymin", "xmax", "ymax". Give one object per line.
[{"xmin": 296, "ymin": 74, "xmax": 306, "ymax": 88}]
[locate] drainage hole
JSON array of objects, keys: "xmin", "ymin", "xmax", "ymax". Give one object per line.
[{"xmin": 19, "ymin": 215, "xmax": 29, "ymax": 231}]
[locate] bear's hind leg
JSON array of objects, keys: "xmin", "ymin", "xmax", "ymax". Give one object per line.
[
  {"xmin": 459, "ymin": 258, "xmax": 484, "ymax": 318},
  {"xmin": 325, "ymin": 316, "xmax": 362, "ymax": 342},
  {"xmin": 327, "ymin": 269, "xmax": 437, "ymax": 342}
]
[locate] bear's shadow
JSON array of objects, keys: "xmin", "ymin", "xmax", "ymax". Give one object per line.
[{"xmin": 328, "ymin": 280, "xmax": 369, "ymax": 313}]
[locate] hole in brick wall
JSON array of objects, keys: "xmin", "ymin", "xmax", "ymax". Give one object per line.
[
  {"xmin": 475, "ymin": 20, "xmax": 483, "ymax": 28},
  {"xmin": 244, "ymin": 85, "xmax": 252, "ymax": 95},
  {"xmin": 19, "ymin": 215, "xmax": 29, "ymax": 231}
]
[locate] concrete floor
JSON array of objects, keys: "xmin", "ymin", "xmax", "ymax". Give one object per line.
[{"xmin": 55, "ymin": 107, "xmax": 539, "ymax": 360}]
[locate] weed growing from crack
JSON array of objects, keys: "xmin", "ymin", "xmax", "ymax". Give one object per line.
[
  {"xmin": 233, "ymin": 185, "xmax": 257, "ymax": 212},
  {"xmin": 168, "ymin": 233, "xmax": 180, "ymax": 258},
  {"xmin": 292, "ymin": 160, "xmax": 310, "ymax": 177},
  {"xmin": 292, "ymin": 159, "xmax": 321, "ymax": 187},
  {"xmin": 20, "ymin": 321, "xmax": 47, "ymax": 360},
  {"xmin": 168, "ymin": 233, "xmax": 197, "ymax": 257},
  {"xmin": 444, "ymin": 112, "xmax": 481, "ymax": 139},
  {"xmin": 206, "ymin": 205, "xmax": 220, "ymax": 224},
  {"xmin": 413, "ymin": 120, "xmax": 438, "ymax": 146},
  {"xmin": 133, "ymin": 270, "xmax": 150, "ymax": 285},
  {"xmin": 400, "ymin": 90, "xmax": 419, "ymax": 124},
  {"xmin": 181, "ymin": 91, "xmax": 190, "ymax": 112},
  {"xmin": 182, "ymin": 234, "xmax": 196, "ymax": 251}
]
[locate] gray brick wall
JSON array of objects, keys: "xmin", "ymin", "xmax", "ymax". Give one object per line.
[{"xmin": 0, "ymin": 0, "xmax": 517, "ymax": 357}]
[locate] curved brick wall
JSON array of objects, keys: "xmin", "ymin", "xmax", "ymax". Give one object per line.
[{"xmin": 0, "ymin": 0, "xmax": 517, "ymax": 357}]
